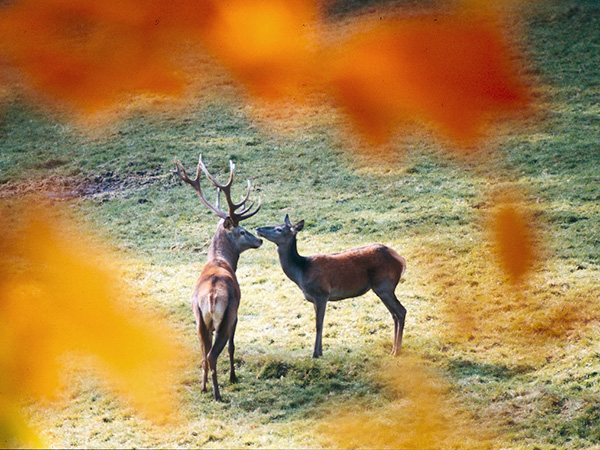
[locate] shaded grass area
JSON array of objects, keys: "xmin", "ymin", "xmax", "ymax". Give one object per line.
[{"xmin": 2, "ymin": 0, "xmax": 600, "ymax": 448}]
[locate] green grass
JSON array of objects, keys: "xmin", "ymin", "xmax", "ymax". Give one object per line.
[{"xmin": 2, "ymin": 0, "xmax": 600, "ymax": 448}]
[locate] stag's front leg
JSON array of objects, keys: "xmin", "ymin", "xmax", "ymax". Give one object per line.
[{"xmin": 312, "ymin": 299, "xmax": 327, "ymax": 358}]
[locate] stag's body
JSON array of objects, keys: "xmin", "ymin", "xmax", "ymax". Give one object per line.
[
  {"xmin": 175, "ymin": 155, "xmax": 261, "ymax": 401},
  {"xmin": 257, "ymin": 216, "xmax": 406, "ymax": 358}
]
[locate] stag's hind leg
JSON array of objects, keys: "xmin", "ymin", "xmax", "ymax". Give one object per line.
[
  {"xmin": 194, "ymin": 304, "xmax": 212, "ymax": 393},
  {"xmin": 207, "ymin": 328, "xmax": 232, "ymax": 402},
  {"xmin": 205, "ymin": 305, "xmax": 240, "ymax": 401},
  {"xmin": 228, "ymin": 318, "xmax": 238, "ymax": 384},
  {"xmin": 197, "ymin": 322, "xmax": 212, "ymax": 393},
  {"xmin": 373, "ymin": 284, "xmax": 406, "ymax": 356}
]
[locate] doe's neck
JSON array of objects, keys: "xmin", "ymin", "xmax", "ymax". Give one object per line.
[{"xmin": 277, "ymin": 236, "xmax": 307, "ymax": 285}]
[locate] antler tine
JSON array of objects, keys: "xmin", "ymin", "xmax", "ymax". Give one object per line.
[
  {"xmin": 178, "ymin": 155, "xmax": 261, "ymax": 225},
  {"xmin": 173, "ymin": 158, "xmax": 192, "ymax": 183},
  {"xmin": 215, "ymin": 188, "xmax": 222, "ymax": 210},
  {"xmin": 199, "ymin": 157, "xmax": 257, "ymax": 221},
  {"xmin": 197, "ymin": 156, "xmax": 241, "ymax": 220},
  {"xmin": 198, "ymin": 155, "xmax": 235, "ymax": 191},
  {"xmin": 235, "ymin": 198, "xmax": 256, "ymax": 217},
  {"xmin": 173, "ymin": 157, "xmax": 228, "ymax": 220},
  {"xmin": 237, "ymin": 197, "xmax": 262, "ymax": 221},
  {"xmin": 229, "ymin": 179, "xmax": 252, "ymax": 209},
  {"xmin": 233, "ymin": 177, "xmax": 261, "ymax": 222}
]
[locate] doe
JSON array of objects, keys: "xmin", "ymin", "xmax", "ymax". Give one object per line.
[
  {"xmin": 257, "ymin": 215, "xmax": 406, "ymax": 358},
  {"xmin": 174, "ymin": 155, "xmax": 262, "ymax": 400}
]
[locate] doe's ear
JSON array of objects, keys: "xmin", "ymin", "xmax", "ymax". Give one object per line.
[
  {"xmin": 223, "ymin": 217, "xmax": 234, "ymax": 230},
  {"xmin": 284, "ymin": 214, "xmax": 292, "ymax": 227},
  {"xmin": 292, "ymin": 220, "xmax": 304, "ymax": 233}
]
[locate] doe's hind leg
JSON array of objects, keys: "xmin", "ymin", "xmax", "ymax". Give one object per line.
[{"xmin": 373, "ymin": 285, "xmax": 406, "ymax": 356}]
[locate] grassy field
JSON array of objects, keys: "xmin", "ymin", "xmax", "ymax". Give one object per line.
[{"xmin": 2, "ymin": 0, "xmax": 600, "ymax": 448}]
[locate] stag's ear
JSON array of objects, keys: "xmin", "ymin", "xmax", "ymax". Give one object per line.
[
  {"xmin": 284, "ymin": 214, "xmax": 292, "ymax": 227},
  {"xmin": 223, "ymin": 217, "xmax": 234, "ymax": 230},
  {"xmin": 292, "ymin": 220, "xmax": 304, "ymax": 233}
]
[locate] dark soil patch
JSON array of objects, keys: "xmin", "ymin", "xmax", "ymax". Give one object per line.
[{"xmin": 0, "ymin": 168, "xmax": 171, "ymax": 201}]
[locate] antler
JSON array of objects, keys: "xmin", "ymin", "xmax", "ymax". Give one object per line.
[{"xmin": 174, "ymin": 155, "xmax": 261, "ymax": 225}]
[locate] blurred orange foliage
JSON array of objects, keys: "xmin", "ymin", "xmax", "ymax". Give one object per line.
[
  {"xmin": 0, "ymin": 202, "xmax": 185, "ymax": 447},
  {"xmin": 199, "ymin": 0, "xmax": 320, "ymax": 99},
  {"xmin": 0, "ymin": 0, "xmax": 214, "ymax": 112},
  {"xmin": 0, "ymin": 1, "xmax": 544, "ymax": 445},
  {"xmin": 492, "ymin": 201, "xmax": 536, "ymax": 283},
  {"xmin": 0, "ymin": 0, "xmax": 531, "ymax": 141},
  {"xmin": 327, "ymin": 13, "xmax": 529, "ymax": 145}
]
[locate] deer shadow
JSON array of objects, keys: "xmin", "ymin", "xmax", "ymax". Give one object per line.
[{"xmin": 185, "ymin": 347, "xmax": 391, "ymax": 421}]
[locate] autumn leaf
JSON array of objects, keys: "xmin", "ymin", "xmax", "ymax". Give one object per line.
[
  {"xmin": 0, "ymin": 0, "xmax": 531, "ymax": 146},
  {"xmin": 0, "ymin": 0, "xmax": 196, "ymax": 112},
  {"xmin": 492, "ymin": 201, "xmax": 537, "ymax": 283},
  {"xmin": 319, "ymin": 355, "xmax": 495, "ymax": 449},
  {"xmin": 0, "ymin": 202, "xmax": 186, "ymax": 447},
  {"xmin": 326, "ymin": 12, "xmax": 530, "ymax": 145},
  {"xmin": 199, "ymin": 0, "xmax": 321, "ymax": 99}
]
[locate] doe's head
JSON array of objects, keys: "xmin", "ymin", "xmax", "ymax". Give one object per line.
[{"xmin": 256, "ymin": 214, "xmax": 304, "ymax": 246}]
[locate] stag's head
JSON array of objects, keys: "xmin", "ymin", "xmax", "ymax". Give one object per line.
[
  {"xmin": 256, "ymin": 214, "xmax": 304, "ymax": 247},
  {"xmin": 174, "ymin": 155, "xmax": 262, "ymax": 253}
]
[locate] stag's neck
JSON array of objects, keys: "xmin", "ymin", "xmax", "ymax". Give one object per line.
[
  {"xmin": 277, "ymin": 237, "xmax": 308, "ymax": 286},
  {"xmin": 208, "ymin": 226, "xmax": 239, "ymax": 272}
]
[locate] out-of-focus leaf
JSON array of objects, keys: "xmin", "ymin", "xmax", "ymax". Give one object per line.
[
  {"xmin": 199, "ymin": 0, "xmax": 320, "ymax": 99},
  {"xmin": 0, "ymin": 0, "xmax": 198, "ymax": 112},
  {"xmin": 0, "ymin": 202, "xmax": 186, "ymax": 447},
  {"xmin": 326, "ymin": 13, "xmax": 530, "ymax": 145},
  {"xmin": 492, "ymin": 201, "xmax": 536, "ymax": 283}
]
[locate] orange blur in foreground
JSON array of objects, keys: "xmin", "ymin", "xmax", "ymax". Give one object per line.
[
  {"xmin": 199, "ymin": 0, "xmax": 320, "ymax": 99},
  {"xmin": 0, "ymin": 202, "xmax": 184, "ymax": 447},
  {"xmin": 327, "ymin": 13, "xmax": 530, "ymax": 145},
  {"xmin": 0, "ymin": 0, "xmax": 531, "ymax": 146},
  {"xmin": 0, "ymin": 0, "xmax": 214, "ymax": 112},
  {"xmin": 492, "ymin": 202, "xmax": 536, "ymax": 283}
]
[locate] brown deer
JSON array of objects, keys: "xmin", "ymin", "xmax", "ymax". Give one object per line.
[
  {"xmin": 174, "ymin": 155, "xmax": 262, "ymax": 401},
  {"xmin": 256, "ymin": 215, "xmax": 406, "ymax": 358}
]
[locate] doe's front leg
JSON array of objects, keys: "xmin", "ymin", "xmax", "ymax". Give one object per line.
[{"xmin": 312, "ymin": 299, "xmax": 327, "ymax": 358}]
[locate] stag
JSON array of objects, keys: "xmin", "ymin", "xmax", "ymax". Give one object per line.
[
  {"xmin": 174, "ymin": 155, "xmax": 262, "ymax": 401},
  {"xmin": 256, "ymin": 215, "xmax": 406, "ymax": 358}
]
